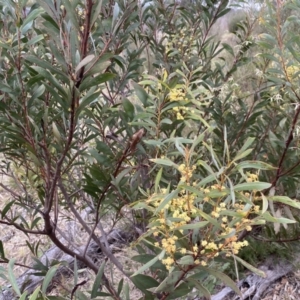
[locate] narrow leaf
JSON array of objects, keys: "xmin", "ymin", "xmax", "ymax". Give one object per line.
[
  {"xmin": 196, "ymin": 209, "xmax": 222, "ymax": 229},
  {"xmin": 232, "ymin": 255, "xmax": 266, "ymax": 278},
  {"xmin": 133, "ymin": 82, "xmax": 149, "ymax": 106},
  {"xmin": 153, "ymin": 271, "xmax": 184, "ymax": 293},
  {"xmin": 177, "ymin": 255, "xmax": 194, "ymax": 265},
  {"xmin": 29, "ymin": 287, "xmax": 40, "ymax": 300},
  {"xmin": 203, "ymin": 267, "xmax": 242, "ymax": 295},
  {"xmin": 187, "ymin": 278, "xmax": 211, "ymax": 299},
  {"xmin": 91, "ymin": 260, "xmax": 106, "ymax": 298},
  {"xmin": 131, "ymin": 274, "xmax": 159, "ymax": 292},
  {"xmin": 261, "ymin": 193, "xmax": 268, "ymax": 214},
  {"xmin": 154, "ymin": 189, "xmax": 178, "ymax": 214},
  {"xmin": 269, "ymin": 196, "xmax": 300, "ymax": 209},
  {"xmin": 132, "ymin": 250, "xmax": 165, "ymax": 276},
  {"xmin": 155, "ymin": 168, "xmax": 163, "ymax": 193},
  {"xmin": 150, "ymin": 158, "xmax": 177, "ymax": 167},
  {"xmin": 75, "ymin": 55, "xmax": 95, "ymax": 73},
  {"xmin": 0, "ymin": 241, "xmax": 5, "ymax": 259},
  {"xmin": 232, "ymin": 148, "xmax": 253, "ymax": 163},
  {"xmin": 8, "ymin": 259, "xmax": 21, "ymax": 296},
  {"xmin": 42, "ymin": 265, "xmax": 59, "ymax": 293},
  {"xmin": 1, "ymin": 200, "xmax": 15, "ymax": 218},
  {"xmin": 234, "ymin": 182, "xmax": 271, "ymax": 191},
  {"xmin": 235, "ymin": 161, "xmax": 276, "ymax": 170},
  {"xmin": 112, "ymin": 2, "xmax": 120, "ymax": 26},
  {"xmin": 177, "ymin": 221, "xmax": 209, "ymax": 230}
]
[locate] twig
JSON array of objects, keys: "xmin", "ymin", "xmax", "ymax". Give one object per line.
[
  {"xmin": 70, "ymin": 280, "xmax": 88, "ymax": 300},
  {"xmin": 250, "ymin": 233, "xmax": 300, "ymax": 243},
  {"xmin": 0, "ymin": 183, "xmax": 21, "ymax": 198},
  {"xmin": 0, "ymin": 219, "xmax": 45, "ymax": 235},
  {"xmin": 58, "ymin": 180, "xmax": 128, "ymax": 278},
  {"xmin": 268, "ymin": 104, "xmax": 300, "ymax": 190},
  {"xmin": 0, "ymin": 259, "xmax": 32, "ymax": 269}
]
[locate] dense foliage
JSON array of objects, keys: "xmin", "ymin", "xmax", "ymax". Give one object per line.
[{"xmin": 1, "ymin": 0, "xmax": 300, "ymax": 299}]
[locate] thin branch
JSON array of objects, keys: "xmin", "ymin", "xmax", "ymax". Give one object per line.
[
  {"xmin": 58, "ymin": 180, "xmax": 128, "ymax": 278},
  {"xmin": 269, "ymin": 104, "xmax": 300, "ymax": 189},
  {"xmin": 0, "ymin": 259, "xmax": 32, "ymax": 269},
  {"xmin": 250, "ymin": 233, "xmax": 300, "ymax": 243},
  {"xmin": 0, "ymin": 219, "xmax": 46, "ymax": 235},
  {"xmin": 278, "ymin": 159, "xmax": 300, "ymax": 177},
  {"xmin": 71, "ymin": 280, "xmax": 88, "ymax": 300},
  {"xmin": 0, "ymin": 183, "xmax": 21, "ymax": 198},
  {"xmin": 42, "ymin": 211, "xmax": 120, "ymax": 299},
  {"xmin": 76, "ymin": 0, "xmax": 93, "ymax": 86}
]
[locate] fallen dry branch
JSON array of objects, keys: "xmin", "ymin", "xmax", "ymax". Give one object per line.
[
  {"xmin": 212, "ymin": 257, "xmax": 297, "ymax": 300},
  {"xmin": 0, "ymin": 228, "xmax": 134, "ymax": 300}
]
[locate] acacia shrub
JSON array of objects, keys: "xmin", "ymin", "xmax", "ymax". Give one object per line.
[{"xmin": 0, "ymin": 0, "xmax": 300, "ymax": 299}]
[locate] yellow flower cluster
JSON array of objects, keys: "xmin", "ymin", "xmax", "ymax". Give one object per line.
[
  {"xmin": 146, "ymin": 192, "xmax": 166, "ymax": 208},
  {"xmin": 147, "ymin": 161, "xmax": 261, "ymax": 270},
  {"xmin": 234, "ymin": 202, "xmax": 246, "ymax": 214},
  {"xmin": 223, "ymin": 236, "xmax": 249, "ymax": 256},
  {"xmin": 253, "ymin": 205, "xmax": 260, "ymax": 213},
  {"xmin": 149, "ymin": 163, "xmax": 199, "ymax": 269},
  {"xmin": 258, "ymin": 16, "xmax": 265, "ymax": 25},
  {"xmin": 286, "ymin": 65, "xmax": 300, "ymax": 82},
  {"xmin": 241, "ymin": 191, "xmax": 262, "ymax": 202},
  {"xmin": 178, "ymin": 164, "xmax": 196, "ymax": 182},
  {"xmin": 165, "ymin": 27, "xmax": 196, "ymax": 59},
  {"xmin": 168, "ymin": 88, "xmax": 193, "ymax": 121},
  {"xmin": 246, "ymin": 172, "xmax": 258, "ymax": 182},
  {"xmin": 171, "ymin": 193, "xmax": 197, "ymax": 225},
  {"xmin": 76, "ymin": 7, "xmax": 84, "ymax": 16},
  {"xmin": 204, "ymin": 183, "xmax": 227, "ymax": 191},
  {"xmin": 201, "ymin": 240, "xmax": 219, "ymax": 251},
  {"xmin": 162, "ymin": 256, "xmax": 174, "ymax": 268},
  {"xmin": 234, "ymin": 217, "xmax": 253, "ymax": 232},
  {"xmin": 151, "ymin": 192, "xmax": 198, "ymax": 269},
  {"xmin": 200, "ymin": 184, "xmax": 226, "ymax": 202},
  {"xmin": 169, "ymin": 88, "xmax": 187, "ymax": 102},
  {"xmin": 161, "ymin": 236, "xmax": 178, "ymax": 254},
  {"xmin": 173, "ymin": 106, "xmax": 190, "ymax": 120},
  {"xmin": 211, "ymin": 205, "xmax": 225, "ymax": 218}
]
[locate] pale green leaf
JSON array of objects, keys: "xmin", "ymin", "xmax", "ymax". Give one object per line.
[
  {"xmin": 232, "ymin": 148, "xmax": 253, "ymax": 163},
  {"xmin": 155, "ymin": 168, "xmax": 163, "ymax": 193},
  {"xmin": 237, "ymin": 137, "xmax": 255, "ymax": 154},
  {"xmin": 153, "ymin": 271, "xmax": 184, "ymax": 293},
  {"xmin": 132, "ymin": 250, "xmax": 165, "ymax": 276},
  {"xmin": 29, "ymin": 287, "xmax": 40, "ymax": 300},
  {"xmin": 150, "ymin": 158, "xmax": 177, "ymax": 167},
  {"xmin": 91, "ymin": 260, "xmax": 106, "ymax": 298},
  {"xmin": 187, "ymin": 278, "xmax": 211, "ymax": 299},
  {"xmin": 154, "ymin": 189, "xmax": 179, "ymax": 214},
  {"xmin": 234, "ymin": 182, "xmax": 271, "ymax": 191},
  {"xmin": 268, "ymin": 196, "xmax": 300, "ymax": 209},
  {"xmin": 235, "ymin": 161, "xmax": 276, "ymax": 170},
  {"xmin": 261, "ymin": 193, "xmax": 268, "ymax": 214},
  {"xmin": 177, "ymin": 221, "xmax": 209, "ymax": 230},
  {"xmin": 196, "ymin": 209, "xmax": 222, "ymax": 229},
  {"xmin": 232, "ymin": 255, "xmax": 266, "ymax": 278},
  {"xmin": 75, "ymin": 55, "xmax": 95, "ymax": 73},
  {"xmin": 202, "ymin": 267, "xmax": 242, "ymax": 296},
  {"xmin": 260, "ymin": 212, "xmax": 296, "ymax": 224},
  {"xmin": 8, "ymin": 259, "xmax": 21, "ymax": 296},
  {"xmin": 42, "ymin": 265, "xmax": 59, "ymax": 293},
  {"xmin": 20, "ymin": 292, "xmax": 28, "ymax": 300},
  {"xmin": 177, "ymin": 255, "xmax": 194, "ymax": 265}
]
